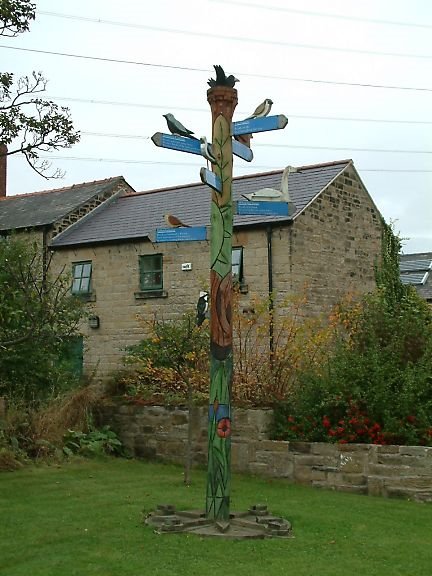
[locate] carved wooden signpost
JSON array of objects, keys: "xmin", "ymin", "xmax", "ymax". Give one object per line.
[
  {"xmin": 147, "ymin": 65, "xmax": 292, "ymax": 538},
  {"xmin": 206, "ymin": 86, "xmax": 237, "ymax": 522}
]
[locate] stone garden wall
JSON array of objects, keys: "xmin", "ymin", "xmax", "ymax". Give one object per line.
[{"xmin": 99, "ymin": 404, "xmax": 432, "ymax": 503}]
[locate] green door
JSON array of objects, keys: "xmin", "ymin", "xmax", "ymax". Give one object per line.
[{"xmin": 59, "ymin": 336, "xmax": 84, "ymax": 378}]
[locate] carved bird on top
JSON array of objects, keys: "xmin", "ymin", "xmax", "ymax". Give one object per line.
[{"xmin": 207, "ymin": 65, "xmax": 239, "ymax": 89}]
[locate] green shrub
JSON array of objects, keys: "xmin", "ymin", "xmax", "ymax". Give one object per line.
[
  {"xmin": 270, "ymin": 236, "xmax": 432, "ymax": 446},
  {"xmin": 0, "ymin": 384, "xmax": 109, "ymax": 466},
  {"xmin": 0, "ymin": 446, "xmax": 23, "ymax": 471},
  {"xmin": 63, "ymin": 426, "xmax": 124, "ymax": 458},
  {"xmin": 114, "ymin": 293, "xmax": 332, "ymax": 408},
  {"xmin": 115, "ymin": 311, "xmax": 209, "ymax": 405},
  {"xmin": 0, "ymin": 235, "xmax": 86, "ymax": 404}
]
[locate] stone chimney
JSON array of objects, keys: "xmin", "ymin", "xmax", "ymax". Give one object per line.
[{"xmin": 0, "ymin": 144, "xmax": 7, "ymax": 198}]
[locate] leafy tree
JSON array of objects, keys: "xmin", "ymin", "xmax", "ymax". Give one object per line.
[
  {"xmin": 1, "ymin": 0, "xmax": 35, "ymax": 36},
  {"xmin": 0, "ymin": 235, "xmax": 86, "ymax": 402},
  {"xmin": 0, "ymin": 0, "xmax": 80, "ymax": 178}
]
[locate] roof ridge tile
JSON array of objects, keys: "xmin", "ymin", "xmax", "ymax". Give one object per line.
[{"xmin": 1, "ymin": 176, "xmax": 124, "ymax": 200}]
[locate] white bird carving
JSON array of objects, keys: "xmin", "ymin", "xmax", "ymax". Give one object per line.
[
  {"xmin": 199, "ymin": 136, "xmax": 217, "ymax": 164},
  {"xmin": 242, "ymin": 165, "xmax": 299, "ymax": 204},
  {"xmin": 244, "ymin": 98, "xmax": 273, "ymax": 120}
]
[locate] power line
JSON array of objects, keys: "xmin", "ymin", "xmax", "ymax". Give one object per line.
[
  {"xmin": 286, "ymin": 115, "xmax": 432, "ymax": 126},
  {"xmin": 208, "ymin": 0, "xmax": 432, "ymax": 30},
  {"xmin": 362, "ymin": 168, "xmax": 432, "ymax": 173},
  {"xmin": 38, "ymin": 10, "xmax": 432, "ymax": 61},
  {"xmin": 0, "ymin": 44, "xmax": 205, "ymax": 74},
  {"xmin": 80, "ymin": 131, "xmax": 432, "ymax": 155},
  {"xmin": 253, "ymin": 143, "xmax": 432, "ymax": 155},
  {"xmin": 52, "ymin": 95, "xmax": 432, "ymax": 125},
  {"xmin": 83, "ymin": 131, "xmax": 151, "ymax": 140},
  {"xmin": 53, "ymin": 96, "xmax": 206, "ymax": 114},
  {"xmin": 3, "ymin": 44, "xmax": 432, "ymax": 93},
  {"xmin": 12, "ymin": 154, "xmax": 432, "ymax": 173}
]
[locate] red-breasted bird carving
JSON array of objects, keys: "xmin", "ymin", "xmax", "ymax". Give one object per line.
[{"xmin": 164, "ymin": 214, "xmax": 190, "ymax": 228}]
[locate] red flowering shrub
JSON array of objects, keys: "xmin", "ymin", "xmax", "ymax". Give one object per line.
[
  {"xmin": 273, "ymin": 396, "xmax": 432, "ymax": 446},
  {"xmin": 271, "ymin": 225, "xmax": 432, "ymax": 447}
]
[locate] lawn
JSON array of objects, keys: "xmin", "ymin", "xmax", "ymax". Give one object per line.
[{"xmin": 0, "ymin": 458, "xmax": 431, "ymax": 576}]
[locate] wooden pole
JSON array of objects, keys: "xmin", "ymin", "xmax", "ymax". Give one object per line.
[{"xmin": 205, "ymin": 86, "xmax": 238, "ymax": 521}]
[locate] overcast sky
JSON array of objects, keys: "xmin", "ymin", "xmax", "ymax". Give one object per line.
[{"xmin": 2, "ymin": 0, "xmax": 432, "ymax": 253}]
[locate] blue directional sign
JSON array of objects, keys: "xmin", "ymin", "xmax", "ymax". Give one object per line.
[
  {"xmin": 200, "ymin": 167, "xmax": 222, "ymax": 193},
  {"xmin": 232, "ymin": 115, "xmax": 288, "ymax": 137},
  {"xmin": 232, "ymin": 139, "xmax": 253, "ymax": 162},
  {"xmin": 236, "ymin": 200, "xmax": 290, "ymax": 217},
  {"xmin": 151, "ymin": 132, "xmax": 201, "ymax": 156},
  {"xmin": 155, "ymin": 226, "xmax": 207, "ymax": 243}
]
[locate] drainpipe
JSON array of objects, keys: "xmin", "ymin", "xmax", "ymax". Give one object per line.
[
  {"xmin": 266, "ymin": 225, "xmax": 274, "ymax": 358},
  {"xmin": 0, "ymin": 144, "xmax": 7, "ymax": 198},
  {"xmin": 42, "ymin": 226, "xmax": 49, "ymax": 293}
]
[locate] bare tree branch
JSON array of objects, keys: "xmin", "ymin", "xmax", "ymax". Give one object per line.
[
  {"xmin": 0, "ymin": 4, "xmax": 80, "ymax": 179},
  {"xmin": 1, "ymin": 72, "xmax": 80, "ymax": 178}
]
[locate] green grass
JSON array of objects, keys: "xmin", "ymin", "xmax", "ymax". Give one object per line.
[{"xmin": 1, "ymin": 458, "xmax": 431, "ymax": 576}]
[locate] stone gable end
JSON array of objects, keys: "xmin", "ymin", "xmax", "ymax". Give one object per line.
[{"xmin": 51, "ymin": 181, "xmax": 133, "ymax": 238}]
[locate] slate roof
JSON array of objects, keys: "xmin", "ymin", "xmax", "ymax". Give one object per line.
[
  {"xmin": 400, "ymin": 252, "xmax": 432, "ymax": 302},
  {"xmin": 51, "ymin": 160, "xmax": 351, "ymax": 247},
  {"xmin": 0, "ymin": 176, "xmax": 128, "ymax": 232}
]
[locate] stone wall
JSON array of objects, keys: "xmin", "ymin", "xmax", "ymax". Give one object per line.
[
  {"xmin": 99, "ymin": 404, "xmax": 432, "ymax": 503},
  {"xmin": 287, "ymin": 165, "xmax": 382, "ymax": 315}
]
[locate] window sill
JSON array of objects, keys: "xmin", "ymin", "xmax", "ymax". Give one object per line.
[
  {"xmin": 73, "ymin": 292, "xmax": 96, "ymax": 302},
  {"xmin": 134, "ymin": 290, "xmax": 168, "ymax": 300}
]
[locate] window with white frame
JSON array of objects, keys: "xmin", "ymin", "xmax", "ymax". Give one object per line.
[
  {"xmin": 71, "ymin": 261, "xmax": 92, "ymax": 294},
  {"xmin": 232, "ymin": 247, "xmax": 244, "ymax": 284}
]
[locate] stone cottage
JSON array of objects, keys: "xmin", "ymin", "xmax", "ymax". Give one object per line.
[{"xmin": 0, "ymin": 159, "xmax": 383, "ymax": 378}]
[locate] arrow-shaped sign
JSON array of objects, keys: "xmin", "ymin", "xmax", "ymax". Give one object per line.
[
  {"xmin": 200, "ymin": 167, "xmax": 222, "ymax": 193},
  {"xmin": 155, "ymin": 226, "xmax": 207, "ymax": 243},
  {"xmin": 236, "ymin": 200, "xmax": 290, "ymax": 217},
  {"xmin": 152, "ymin": 132, "xmax": 201, "ymax": 156},
  {"xmin": 152, "ymin": 132, "xmax": 255, "ymax": 165},
  {"xmin": 232, "ymin": 115, "xmax": 288, "ymax": 137},
  {"xmin": 232, "ymin": 139, "xmax": 253, "ymax": 162}
]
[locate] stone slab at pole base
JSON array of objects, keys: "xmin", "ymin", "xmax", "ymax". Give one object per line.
[{"xmin": 144, "ymin": 504, "xmax": 293, "ymax": 540}]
